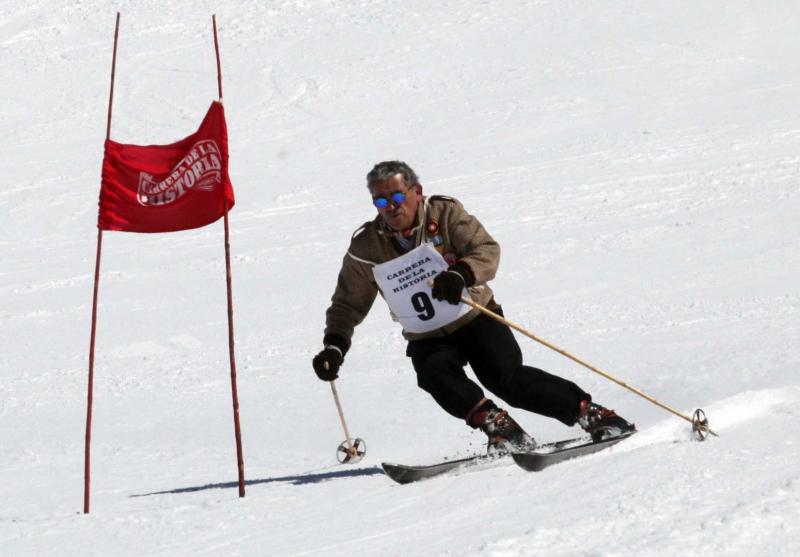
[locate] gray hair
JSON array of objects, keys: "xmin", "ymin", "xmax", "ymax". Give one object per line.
[{"xmin": 366, "ymin": 160, "xmax": 420, "ymax": 189}]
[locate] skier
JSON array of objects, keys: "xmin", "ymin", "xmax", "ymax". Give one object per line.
[{"xmin": 312, "ymin": 160, "xmax": 635, "ymax": 454}]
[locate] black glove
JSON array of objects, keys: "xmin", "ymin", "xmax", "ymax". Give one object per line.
[
  {"xmin": 313, "ymin": 346, "xmax": 343, "ymax": 381},
  {"xmin": 431, "ymin": 270, "xmax": 465, "ymax": 304},
  {"xmin": 432, "ymin": 261, "xmax": 475, "ymax": 305}
]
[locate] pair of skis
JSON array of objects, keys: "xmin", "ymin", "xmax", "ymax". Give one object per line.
[{"xmin": 381, "ymin": 431, "xmax": 635, "ymax": 484}]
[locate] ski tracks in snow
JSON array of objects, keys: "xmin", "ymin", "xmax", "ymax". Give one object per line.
[{"xmin": 478, "ymin": 387, "xmax": 800, "ymax": 557}]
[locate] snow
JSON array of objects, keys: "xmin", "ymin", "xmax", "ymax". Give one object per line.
[{"xmin": 1, "ymin": 1, "xmax": 799, "ymax": 555}]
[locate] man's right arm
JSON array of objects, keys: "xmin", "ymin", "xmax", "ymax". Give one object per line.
[{"xmin": 313, "ymin": 252, "xmax": 378, "ymax": 381}]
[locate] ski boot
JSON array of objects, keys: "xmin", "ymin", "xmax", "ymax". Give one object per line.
[
  {"xmin": 469, "ymin": 401, "xmax": 537, "ymax": 455},
  {"xmin": 577, "ymin": 400, "xmax": 636, "ymax": 442}
]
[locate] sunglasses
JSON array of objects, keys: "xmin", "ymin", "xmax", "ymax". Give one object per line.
[{"xmin": 372, "ymin": 191, "xmax": 408, "ymax": 209}]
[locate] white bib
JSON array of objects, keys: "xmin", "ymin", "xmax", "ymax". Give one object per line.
[{"xmin": 372, "ymin": 243, "xmax": 470, "ymax": 333}]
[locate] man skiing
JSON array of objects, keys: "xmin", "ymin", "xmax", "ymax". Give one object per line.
[{"xmin": 313, "ymin": 160, "xmax": 635, "ymax": 454}]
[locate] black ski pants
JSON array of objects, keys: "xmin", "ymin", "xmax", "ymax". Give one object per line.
[{"xmin": 406, "ymin": 310, "xmax": 589, "ymax": 426}]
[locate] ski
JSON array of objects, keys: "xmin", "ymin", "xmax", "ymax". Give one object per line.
[
  {"xmin": 381, "ymin": 454, "xmax": 499, "ymax": 484},
  {"xmin": 512, "ymin": 430, "xmax": 636, "ymax": 472},
  {"xmin": 381, "ymin": 436, "xmax": 588, "ymax": 484}
]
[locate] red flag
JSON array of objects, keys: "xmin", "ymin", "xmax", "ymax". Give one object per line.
[{"xmin": 98, "ymin": 101, "xmax": 235, "ymax": 232}]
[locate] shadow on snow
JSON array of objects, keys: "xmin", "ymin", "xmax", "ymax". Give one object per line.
[{"xmin": 129, "ymin": 466, "xmax": 385, "ymax": 497}]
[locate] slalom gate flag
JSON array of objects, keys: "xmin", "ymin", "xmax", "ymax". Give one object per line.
[{"xmin": 98, "ymin": 101, "xmax": 235, "ymax": 232}]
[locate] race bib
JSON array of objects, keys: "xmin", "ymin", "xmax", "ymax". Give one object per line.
[{"xmin": 372, "ymin": 243, "xmax": 470, "ymax": 333}]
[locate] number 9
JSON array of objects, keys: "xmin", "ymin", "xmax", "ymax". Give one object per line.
[{"xmin": 411, "ymin": 292, "xmax": 436, "ymax": 321}]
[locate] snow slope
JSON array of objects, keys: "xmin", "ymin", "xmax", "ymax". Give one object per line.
[{"xmin": 1, "ymin": 1, "xmax": 799, "ymax": 555}]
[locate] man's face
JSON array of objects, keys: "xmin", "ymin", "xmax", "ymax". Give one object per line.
[{"xmin": 369, "ymin": 173, "xmax": 421, "ymax": 231}]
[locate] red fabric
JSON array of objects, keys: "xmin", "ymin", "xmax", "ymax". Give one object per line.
[{"xmin": 98, "ymin": 101, "xmax": 235, "ymax": 232}]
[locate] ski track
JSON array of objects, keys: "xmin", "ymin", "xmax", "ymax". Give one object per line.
[{"xmin": 2, "ymin": 1, "xmax": 800, "ymax": 556}]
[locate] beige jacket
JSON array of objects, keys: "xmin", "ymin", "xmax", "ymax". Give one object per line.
[{"xmin": 324, "ymin": 195, "xmax": 501, "ymax": 350}]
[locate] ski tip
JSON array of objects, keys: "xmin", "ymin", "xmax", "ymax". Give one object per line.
[{"xmin": 381, "ymin": 462, "xmax": 417, "ymax": 485}]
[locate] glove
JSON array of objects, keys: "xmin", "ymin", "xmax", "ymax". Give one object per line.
[
  {"xmin": 432, "ymin": 261, "xmax": 475, "ymax": 305},
  {"xmin": 432, "ymin": 263, "xmax": 474, "ymax": 305},
  {"xmin": 431, "ymin": 270, "xmax": 465, "ymax": 304},
  {"xmin": 313, "ymin": 346, "xmax": 343, "ymax": 381}
]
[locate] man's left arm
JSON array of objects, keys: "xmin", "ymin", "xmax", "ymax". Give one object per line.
[
  {"xmin": 446, "ymin": 200, "xmax": 500, "ymax": 286},
  {"xmin": 431, "ymin": 199, "xmax": 500, "ymax": 304}
]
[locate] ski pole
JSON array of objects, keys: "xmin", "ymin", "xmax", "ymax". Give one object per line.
[
  {"xmin": 324, "ymin": 366, "xmax": 366, "ymax": 463},
  {"xmin": 461, "ymin": 297, "xmax": 718, "ymax": 439},
  {"xmin": 330, "ymin": 381, "xmax": 354, "ymax": 451}
]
